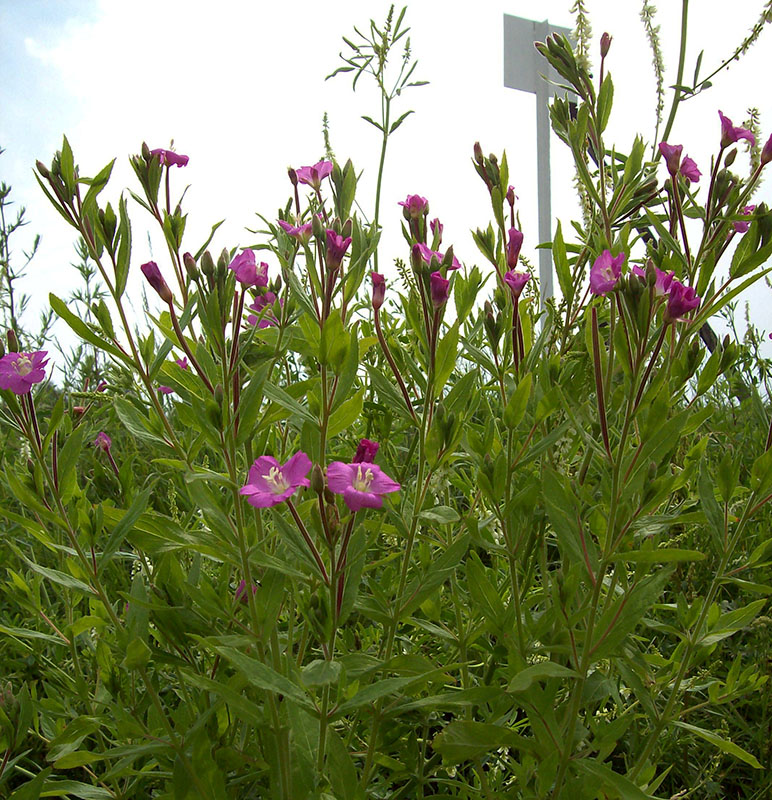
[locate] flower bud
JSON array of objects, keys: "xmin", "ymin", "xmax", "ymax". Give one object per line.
[
  {"xmin": 201, "ymin": 250, "xmax": 215, "ymax": 279},
  {"xmin": 288, "ymin": 167, "xmax": 298, "ymax": 187},
  {"xmin": 140, "ymin": 261, "xmax": 173, "ymax": 304},
  {"xmin": 183, "ymin": 252, "xmax": 198, "ymax": 279},
  {"xmin": 430, "ymin": 271, "xmax": 450, "ymax": 309},
  {"xmin": 310, "ymin": 464, "xmax": 325, "ymax": 495},
  {"xmin": 94, "ymin": 431, "xmax": 112, "ymax": 451},
  {"xmin": 141, "ymin": 142, "xmax": 151, "ymax": 161},
  {"xmin": 724, "ymin": 147, "xmax": 737, "ymax": 168},
  {"xmin": 342, "ymin": 218, "xmax": 353, "ymax": 239},
  {"xmin": 600, "ymin": 32, "xmax": 612, "ymax": 58},
  {"xmin": 353, "ymin": 438, "xmax": 379, "ymax": 463},
  {"xmin": 36, "ymin": 160, "xmax": 51, "ymax": 179},
  {"xmin": 6, "ymin": 329, "xmax": 19, "ymax": 352},
  {"xmin": 371, "ymin": 272, "xmax": 386, "ymax": 311},
  {"xmin": 506, "ymin": 185, "xmax": 516, "ymax": 208},
  {"xmin": 473, "ymin": 141, "xmax": 484, "ymax": 165},
  {"xmin": 72, "ymin": 405, "xmax": 85, "ymax": 416},
  {"xmin": 312, "ymin": 213, "xmax": 325, "ymax": 240}
]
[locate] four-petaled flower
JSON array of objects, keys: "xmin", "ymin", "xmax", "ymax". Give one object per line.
[
  {"xmin": 666, "ymin": 280, "xmax": 701, "ymax": 322},
  {"xmin": 353, "ymin": 439, "xmax": 379, "ymax": 463},
  {"xmin": 235, "ymin": 580, "xmax": 258, "ymax": 604},
  {"xmin": 0, "ymin": 351, "xmax": 48, "ymax": 395},
  {"xmin": 240, "ymin": 452, "xmax": 312, "ymax": 508},
  {"xmin": 325, "ymin": 230, "xmax": 352, "ymax": 270},
  {"xmin": 414, "ymin": 242, "xmax": 461, "ymax": 271},
  {"xmin": 229, "ymin": 250, "xmax": 269, "ymax": 287},
  {"xmin": 296, "ymin": 160, "xmax": 333, "ymax": 190},
  {"xmin": 326, "ymin": 461, "xmax": 401, "ymax": 512},
  {"xmin": 176, "ymin": 357, "xmax": 189, "ymax": 370},
  {"xmin": 278, "ymin": 219, "xmax": 313, "ymax": 244},
  {"xmin": 659, "ymin": 142, "xmax": 700, "ymax": 183},
  {"xmin": 590, "ymin": 250, "xmax": 625, "ymax": 296},
  {"xmin": 399, "ymin": 194, "xmax": 429, "ymax": 219},
  {"xmin": 158, "ymin": 385, "xmax": 174, "ymax": 395},
  {"xmin": 150, "ymin": 148, "xmax": 189, "ymax": 168},
  {"xmin": 503, "ymin": 270, "xmax": 530, "ymax": 301},
  {"xmin": 680, "ymin": 156, "xmax": 701, "ymax": 183},
  {"xmin": 631, "ymin": 264, "xmax": 675, "ymax": 297},
  {"xmin": 733, "ymin": 205, "xmax": 756, "ymax": 234},
  {"xmin": 718, "ymin": 111, "xmax": 755, "ymax": 148},
  {"xmin": 247, "ymin": 292, "xmax": 282, "ymax": 328},
  {"xmin": 430, "ymin": 271, "xmax": 450, "ymax": 309}
]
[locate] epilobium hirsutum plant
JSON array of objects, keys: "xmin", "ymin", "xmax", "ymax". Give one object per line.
[{"xmin": 2, "ymin": 6, "xmax": 772, "ymax": 799}]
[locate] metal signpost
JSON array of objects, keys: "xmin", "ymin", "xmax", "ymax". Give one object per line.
[{"xmin": 503, "ymin": 14, "xmax": 575, "ymax": 305}]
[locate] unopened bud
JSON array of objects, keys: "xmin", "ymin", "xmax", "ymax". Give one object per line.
[
  {"xmin": 72, "ymin": 405, "xmax": 86, "ymax": 416},
  {"xmin": 600, "ymin": 32, "xmax": 612, "ymax": 58},
  {"xmin": 288, "ymin": 167, "xmax": 298, "ymax": 187},
  {"xmin": 141, "ymin": 142, "xmax": 151, "ymax": 161},
  {"xmin": 506, "ymin": 185, "xmax": 516, "ymax": 208},
  {"xmin": 201, "ymin": 250, "xmax": 215, "ymax": 279},
  {"xmin": 6, "ymin": 329, "xmax": 19, "ymax": 352},
  {"xmin": 371, "ymin": 272, "xmax": 386, "ymax": 311},
  {"xmin": 312, "ymin": 213, "xmax": 325, "ymax": 240},
  {"xmin": 724, "ymin": 148, "xmax": 737, "ymax": 168},
  {"xmin": 183, "ymin": 252, "xmax": 198, "ymax": 279},
  {"xmin": 761, "ymin": 133, "xmax": 772, "ymax": 167},
  {"xmin": 473, "ymin": 142, "xmax": 484, "ymax": 165},
  {"xmin": 310, "ymin": 464, "xmax": 325, "ymax": 495},
  {"xmin": 36, "ymin": 160, "xmax": 51, "ymax": 179},
  {"xmin": 342, "ymin": 218, "xmax": 353, "ymax": 239},
  {"xmin": 140, "ymin": 261, "xmax": 173, "ymax": 304}
]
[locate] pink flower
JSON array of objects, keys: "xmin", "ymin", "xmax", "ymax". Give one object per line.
[
  {"xmin": 353, "ymin": 439, "xmax": 379, "ymax": 463},
  {"xmin": 240, "ymin": 452, "xmax": 312, "ymax": 508},
  {"xmin": 399, "ymin": 194, "xmax": 429, "ymax": 219},
  {"xmin": 371, "ymin": 272, "xmax": 385, "ymax": 311},
  {"xmin": 141, "ymin": 261, "xmax": 173, "ymax": 303},
  {"xmin": 228, "ymin": 250, "xmax": 269, "ymax": 288},
  {"xmin": 503, "ymin": 270, "xmax": 530, "ymax": 301},
  {"xmin": 325, "ymin": 230, "xmax": 352, "ymax": 270},
  {"xmin": 158, "ymin": 385, "xmax": 174, "ymax": 395},
  {"xmin": 631, "ymin": 264, "xmax": 675, "ymax": 296},
  {"xmin": 733, "ymin": 205, "xmax": 756, "ymax": 234},
  {"xmin": 296, "ymin": 160, "xmax": 333, "ymax": 190},
  {"xmin": 680, "ymin": 156, "xmax": 701, "ymax": 183},
  {"xmin": 658, "ymin": 142, "xmax": 683, "ymax": 176},
  {"xmin": 235, "ymin": 580, "xmax": 258, "ymax": 604},
  {"xmin": 718, "ymin": 111, "xmax": 755, "ymax": 148},
  {"xmin": 506, "ymin": 228, "xmax": 524, "ymax": 271},
  {"xmin": 278, "ymin": 219, "xmax": 313, "ymax": 244},
  {"xmin": 247, "ymin": 292, "xmax": 282, "ymax": 328},
  {"xmin": 150, "ymin": 148, "xmax": 189, "ymax": 167},
  {"xmin": 762, "ymin": 134, "xmax": 772, "ymax": 166},
  {"xmin": 666, "ymin": 280, "xmax": 700, "ymax": 321},
  {"xmin": 590, "ymin": 250, "xmax": 625, "ymax": 296},
  {"xmin": 94, "ymin": 432, "xmax": 112, "ymax": 451},
  {"xmin": 326, "ymin": 461, "xmax": 401, "ymax": 512},
  {"xmin": 0, "ymin": 351, "xmax": 48, "ymax": 394},
  {"xmin": 414, "ymin": 242, "xmax": 461, "ymax": 271},
  {"xmin": 430, "ymin": 271, "xmax": 450, "ymax": 309},
  {"xmin": 176, "ymin": 357, "xmax": 189, "ymax": 369}
]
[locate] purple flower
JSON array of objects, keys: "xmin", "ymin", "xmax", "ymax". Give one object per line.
[
  {"xmin": 94, "ymin": 431, "xmax": 112, "ymax": 451},
  {"xmin": 399, "ymin": 194, "xmax": 429, "ymax": 220},
  {"xmin": 325, "ymin": 230, "xmax": 352, "ymax": 270},
  {"xmin": 247, "ymin": 292, "xmax": 282, "ymax": 328},
  {"xmin": 278, "ymin": 219, "xmax": 313, "ymax": 244},
  {"xmin": 158, "ymin": 385, "xmax": 174, "ymax": 395},
  {"xmin": 176, "ymin": 357, "xmax": 189, "ymax": 369},
  {"xmin": 296, "ymin": 160, "xmax": 333, "ymax": 190},
  {"xmin": 228, "ymin": 250, "xmax": 269, "ymax": 288},
  {"xmin": 371, "ymin": 272, "xmax": 385, "ymax": 311},
  {"xmin": 590, "ymin": 250, "xmax": 625, "ymax": 296},
  {"xmin": 503, "ymin": 270, "xmax": 530, "ymax": 301},
  {"xmin": 235, "ymin": 579, "xmax": 258, "ymax": 604},
  {"xmin": 658, "ymin": 142, "xmax": 683, "ymax": 176},
  {"xmin": 414, "ymin": 242, "xmax": 461, "ymax": 271},
  {"xmin": 0, "ymin": 351, "xmax": 48, "ymax": 395},
  {"xmin": 733, "ymin": 204, "xmax": 756, "ymax": 234},
  {"xmin": 141, "ymin": 261, "xmax": 173, "ymax": 303},
  {"xmin": 430, "ymin": 271, "xmax": 450, "ymax": 309},
  {"xmin": 762, "ymin": 133, "xmax": 772, "ymax": 166},
  {"xmin": 506, "ymin": 185, "xmax": 516, "ymax": 207},
  {"xmin": 240, "ymin": 452, "xmax": 312, "ymax": 508},
  {"xmin": 150, "ymin": 148, "xmax": 189, "ymax": 168},
  {"xmin": 506, "ymin": 228, "xmax": 524, "ymax": 271},
  {"xmin": 666, "ymin": 280, "xmax": 701, "ymax": 322},
  {"xmin": 680, "ymin": 156, "xmax": 701, "ymax": 183},
  {"xmin": 326, "ymin": 461, "xmax": 401, "ymax": 512},
  {"xmin": 353, "ymin": 438, "xmax": 379, "ymax": 464},
  {"xmin": 631, "ymin": 264, "xmax": 675, "ymax": 297},
  {"xmin": 719, "ymin": 111, "xmax": 755, "ymax": 148}
]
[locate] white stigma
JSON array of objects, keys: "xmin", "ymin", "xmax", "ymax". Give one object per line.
[
  {"xmin": 263, "ymin": 466, "xmax": 289, "ymax": 493},
  {"xmin": 14, "ymin": 356, "xmax": 33, "ymax": 377},
  {"xmin": 352, "ymin": 465, "xmax": 374, "ymax": 492}
]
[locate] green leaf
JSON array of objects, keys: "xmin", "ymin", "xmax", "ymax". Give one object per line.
[
  {"xmin": 552, "ymin": 221, "xmax": 573, "ymax": 305},
  {"xmin": 597, "ymin": 73, "xmax": 614, "ymax": 132},
  {"xmin": 301, "ymin": 659, "xmax": 342, "ymax": 687},
  {"xmin": 418, "ymin": 506, "xmax": 460, "ymax": 524},
  {"xmin": 262, "ymin": 382, "xmax": 316, "ymax": 425},
  {"xmin": 99, "ymin": 488, "xmax": 152, "ymax": 573},
  {"xmin": 115, "ymin": 195, "xmax": 132, "ymax": 297},
  {"xmin": 613, "ymin": 549, "xmax": 706, "ymax": 564},
  {"xmin": 432, "ymin": 721, "xmax": 534, "ymax": 764},
  {"xmin": 327, "ymin": 389, "xmax": 364, "ymax": 438},
  {"xmin": 49, "ymin": 294, "xmax": 128, "ymax": 363},
  {"xmin": 508, "ymin": 662, "xmax": 579, "ymax": 693},
  {"xmin": 503, "ymin": 373, "xmax": 532, "ymax": 429},
  {"xmin": 114, "ymin": 397, "xmax": 167, "ymax": 447},
  {"xmin": 574, "ymin": 760, "xmax": 660, "ymax": 799},
  {"xmin": 699, "ymin": 599, "xmax": 766, "ymax": 646},
  {"xmin": 673, "ymin": 721, "xmax": 762, "ymax": 769},
  {"xmin": 21, "ymin": 557, "xmax": 95, "ymax": 597},
  {"xmin": 434, "ymin": 322, "xmax": 459, "ymax": 393}
]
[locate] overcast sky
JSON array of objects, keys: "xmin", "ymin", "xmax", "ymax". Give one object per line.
[{"xmin": 2, "ymin": 0, "xmax": 771, "ymax": 348}]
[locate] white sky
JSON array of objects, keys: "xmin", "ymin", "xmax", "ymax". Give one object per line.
[{"xmin": 2, "ymin": 0, "xmax": 772, "ymax": 348}]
